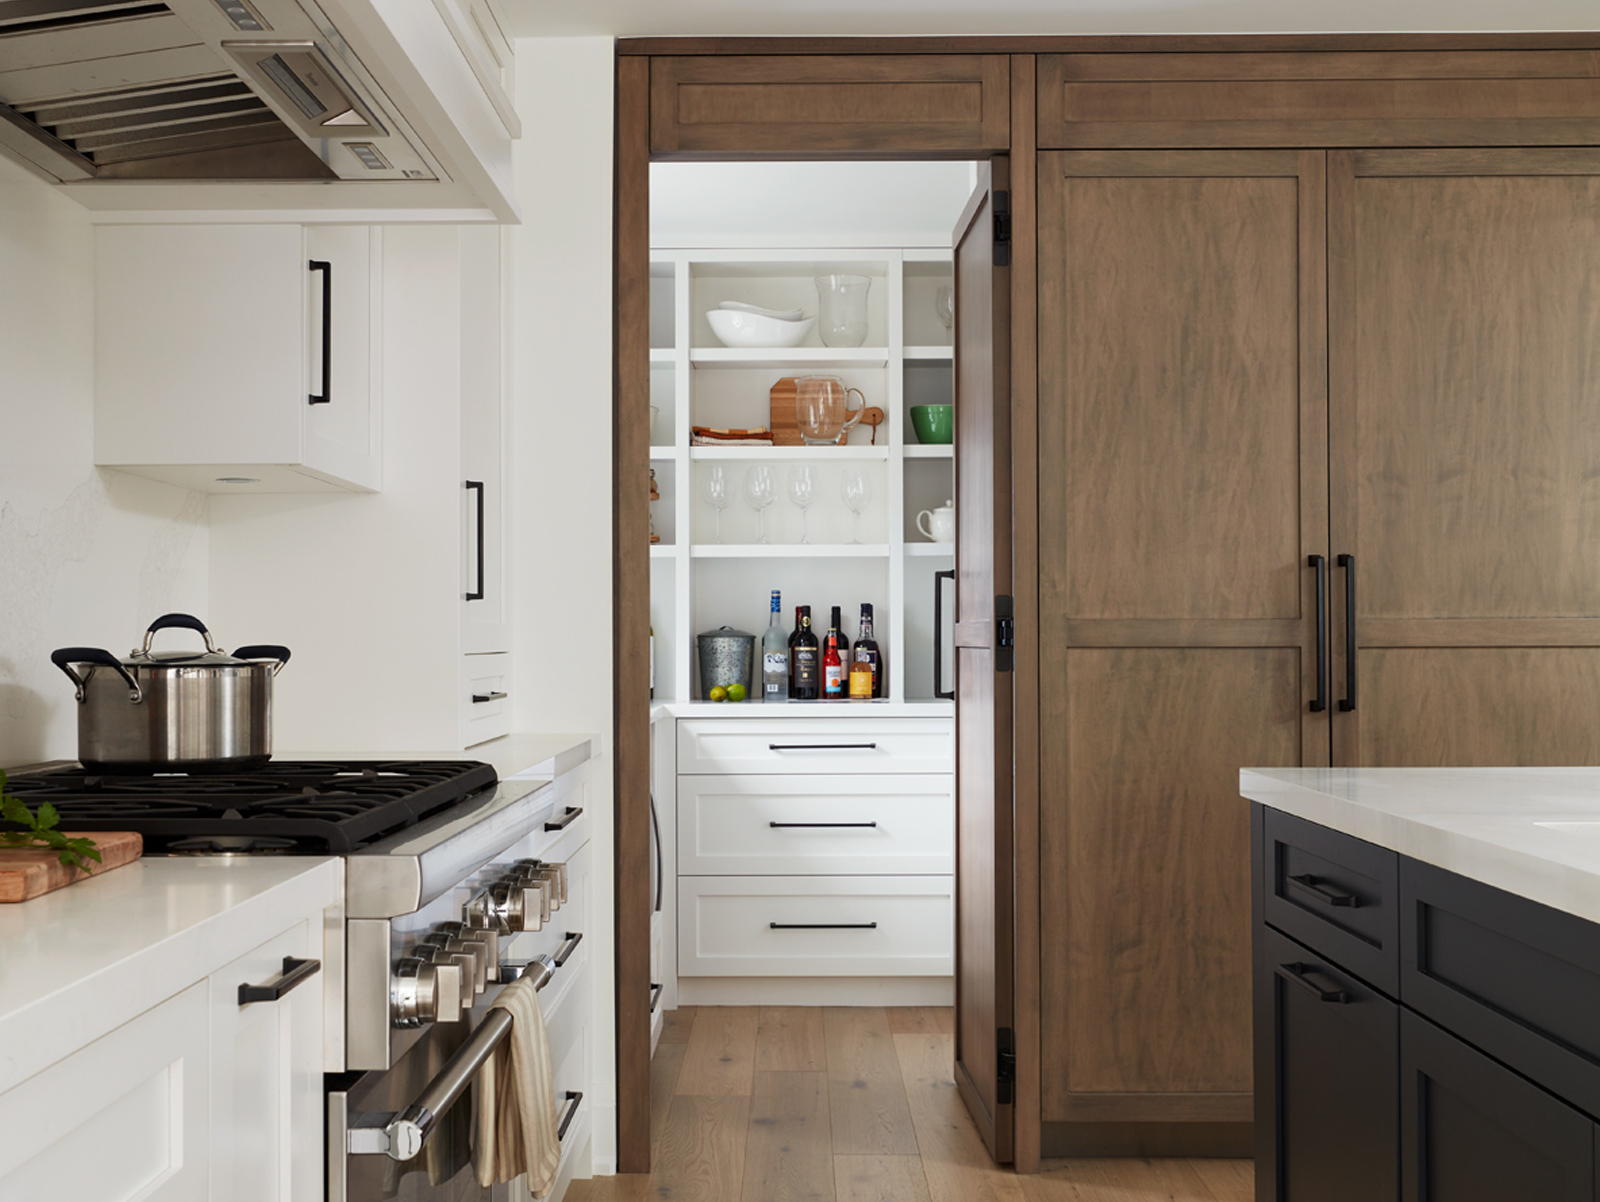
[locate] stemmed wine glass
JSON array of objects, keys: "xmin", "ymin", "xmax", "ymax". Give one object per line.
[
  {"xmin": 788, "ymin": 466, "xmax": 816, "ymax": 544},
  {"xmin": 744, "ymin": 466, "xmax": 776, "ymax": 545},
  {"xmin": 841, "ymin": 469, "xmax": 872, "ymax": 545},
  {"xmin": 703, "ymin": 465, "xmax": 731, "ymax": 544}
]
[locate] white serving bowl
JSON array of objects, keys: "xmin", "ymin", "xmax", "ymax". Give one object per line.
[{"xmin": 706, "ymin": 309, "xmax": 815, "ymax": 349}]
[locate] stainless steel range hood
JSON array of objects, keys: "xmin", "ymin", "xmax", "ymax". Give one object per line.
[{"xmin": 0, "ymin": 0, "xmax": 440, "ymax": 183}]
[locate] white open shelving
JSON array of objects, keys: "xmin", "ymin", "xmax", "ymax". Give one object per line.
[{"xmin": 648, "ymin": 246, "xmax": 957, "ymax": 706}]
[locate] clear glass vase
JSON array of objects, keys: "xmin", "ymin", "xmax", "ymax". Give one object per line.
[{"xmin": 814, "ymin": 274, "xmax": 871, "ymax": 348}]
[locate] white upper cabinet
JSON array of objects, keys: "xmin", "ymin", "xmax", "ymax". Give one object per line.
[
  {"xmin": 95, "ymin": 223, "xmax": 382, "ymax": 493},
  {"xmin": 460, "ymin": 222, "xmax": 509, "ymax": 653}
]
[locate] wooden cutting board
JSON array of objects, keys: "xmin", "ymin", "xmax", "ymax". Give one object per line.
[
  {"xmin": 769, "ymin": 376, "xmax": 801, "ymax": 446},
  {"xmin": 0, "ymin": 832, "xmax": 143, "ymax": 903}
]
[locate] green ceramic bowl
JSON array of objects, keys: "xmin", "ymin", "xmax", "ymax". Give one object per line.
[{"xmin": 910, "ymin": 404, "xmax": 954, "ymax": 445}]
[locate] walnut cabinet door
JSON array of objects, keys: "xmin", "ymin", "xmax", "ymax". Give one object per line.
[{"xmin": 1036, "ymin": 150, "xmax": 1331, "ymax": 1141}]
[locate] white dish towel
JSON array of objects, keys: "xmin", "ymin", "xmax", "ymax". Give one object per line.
[{"xmin": 475, "ymin": 974, "xmax": 562, "ymax": 1194}]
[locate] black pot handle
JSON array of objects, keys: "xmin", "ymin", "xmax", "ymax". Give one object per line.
[
  {"xmin": 143, "ymin": 613, "xmax": 220, "ymax": 656},
  {"xmin": 233, "ymin": 645, "xmax": 293, "ymax": 675},
  {"xmin": 51, "ymin": 647, "xmax": 142, "ymax": 704}
]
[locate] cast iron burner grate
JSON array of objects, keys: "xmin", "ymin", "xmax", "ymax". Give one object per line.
[{"xmin": 1, "ymin": 761, "xmax": 498, "ymax": 854}]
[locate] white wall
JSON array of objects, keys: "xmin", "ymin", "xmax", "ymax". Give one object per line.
[
  {"xmin": 0, "ymin": 156, "xmax": 208, "ymax": 766},
  {"xmin": 510, "ymin": 35, "xmax": 618, "ymax": 1174}
]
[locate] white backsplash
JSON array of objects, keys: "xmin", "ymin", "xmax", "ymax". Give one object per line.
[{"xmin": 0, "ymin": 155, "xmax": 208, "ymax": 766}]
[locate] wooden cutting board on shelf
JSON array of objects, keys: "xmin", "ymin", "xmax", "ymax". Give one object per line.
[
  {"xmin": 769, "ymin": 377, "xmax": 801, "ymax": 446},
  {"xmin": 0, "ymin": 832, "xmax": 143, "ymax": 903}
]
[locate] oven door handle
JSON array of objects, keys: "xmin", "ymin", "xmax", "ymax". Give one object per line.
[{"xmin": 346, "ymin": 955, "xmax": 557, "ymax": 1161}]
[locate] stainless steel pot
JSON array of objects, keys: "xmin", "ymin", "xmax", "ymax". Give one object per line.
[{"xmin": 51, "ymin": 613, "xmax": 290, "ymax": 773}]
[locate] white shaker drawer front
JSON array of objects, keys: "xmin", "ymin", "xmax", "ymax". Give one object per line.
[
  {"xmin": 462, "ymin": 652, "xmax": 511, "ymax": 746},
  {"xmin": 678, "ymin": 775, "xmax": 954, "ymax": 875},
  {"xmin": 677, "ymin": 719, "xmax": 953, "ymax": 775},
  {"xmin": 678, "ymin": 876, "xmax": 953, "ymax": 977}
]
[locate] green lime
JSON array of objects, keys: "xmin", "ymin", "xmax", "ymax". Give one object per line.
[
  {"xmin": 709, "ymin": 685, "xmax": 728, "ymax": 702},
  {"xmin": 727, "ymin": 683, "xmax": 747, "ymax": 702}
]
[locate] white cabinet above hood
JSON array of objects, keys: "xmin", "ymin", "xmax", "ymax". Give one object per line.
[{"xmin": 0, "ymin": 0, "xmax": 519, "ymax": 218}]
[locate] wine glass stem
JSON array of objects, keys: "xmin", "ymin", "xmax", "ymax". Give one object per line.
[
  {"xmin": 853, "ymin": 511, "xmax": 862, "ymax": 544},
  {"xmin": 801, "ymin": 509, "xmax": 809, "ymax": 545},
  {"xmin": 758, "ymin": 508, "xmax": 766, "ymax": 545},
  {"xmin": 715, "ymin": 508, "xmax": 722, "ymax": 544}
]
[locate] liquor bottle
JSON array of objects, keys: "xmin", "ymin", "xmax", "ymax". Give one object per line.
[
  {"xmin": 791, "ymin": 607, "xmax": 820, "ymax": 700},
  {"xmin": 788, "ymin": 605, "xmax": 803, "ymax": 694},
  {"xmin": 762, "ymin": 590, "xmax": 789, "ymax": 703},
  {"xmin": 854, "ymin": 603, "xmax": 883, "ymax": 699},
  {"xmin": 829, "ymin": 605, "xmax": 850, "ymax": 662},
  {"xmin": 823, "ymin": 626, "xmax": 845, "ymax": 698}
]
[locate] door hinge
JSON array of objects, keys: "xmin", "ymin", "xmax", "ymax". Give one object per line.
[
  {"xmin": 997, "ymin": 1026, "xmax": 1016, "ymax": 1105},
  {"xmin": 992, "ymin": 190, "xmax": 1011, "ymax": 267},
  {"xmin": 996, "ymin": 594, "xmax": 1014, "ymax": 673}
]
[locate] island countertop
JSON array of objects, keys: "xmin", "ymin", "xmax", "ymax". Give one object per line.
[{"xmin": 1241, "ymin": 767, "xmax": 1600, "ymax": 926}]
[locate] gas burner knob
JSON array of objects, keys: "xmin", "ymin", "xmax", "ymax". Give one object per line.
[
  {"xmin": 513, "ymin": 858, "xmax": 569, "ymax": 906},
  {"xmin": 469, "ymin": 878, "xmax": 547, "ymax": 933},
  {"xmin": 436, "ymin": 922, "xmax": 501, "ymax": 984},
  {"xmin": 422, "ymin": 931, "xmax": 486, "ymax": 995},
  {"xmin": 392, "ymin": 956, "xmax": 463, "ymax": 1027}
]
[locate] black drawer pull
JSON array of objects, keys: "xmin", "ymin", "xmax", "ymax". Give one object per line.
[
  {"xmin": 769, "ymin": 821, "xmax": 878, "ymax": 828},
  {"xmin": 1288, "ymin": 872, "xmax": 1361, "ymax": 908},
  {"xmin": 471, "ymin": 691, "xmax": 507, "ymax": 703},
  {"xmin": 544, "ymin": 806, "xmax": 582, "ymax": 831},
  {"xmin": 768, "ymin": 743, "xmax": 878, "ymax": 751},
  {"xmin": 770, "ymin": 922, "xmax": 878, "ymax": 930},
  {"xmin": 556, "ymin": 1091, "xmax": 583, "ymax": 1142},
  {"xmin": 1276, "ymin": 961, "xmax": 1351, "ymax": 1004},
  {"xmin": 238, "ymin": 956, "xmax": 321, "ymax": 1005},
  {"xmin": 553, "ymin": 931, "xmax": 583, "ymax": 966},
  {"xmin": 649, "ymin": 982, "xmax": 663, "ymax": 1013}
]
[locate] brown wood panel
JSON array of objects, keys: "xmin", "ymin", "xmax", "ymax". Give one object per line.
[
  {"xmin": 613, "ymin": 48, "xmax": 654, "ymax": 1175},
  {"xmin": 825, "ymin": 1007, "xmax": 920, "ymax": 1155},
  {"xmin": 1362, "ymin": 649, "xmax": 1600, "ymax": 767},
  {"xmin": 677, "ymin": 1006, "xmax": 759, "ymax": 1097},
  {"xmin": 620, "ymin": 34, "xmax": 1600, "ymax": 57},
  {"xmin": 755, "ymin": 1006, "xmax": 827, "ymax": 1072},
  {"xmin": 742, "ymin": 1072, "xmax": 834, "ymax": 1202},
  {"xmin": 650, "ymin": 55, "xmax": 1009, "ymax": 157},
  {"xmin": 1360, "ymin": 619, "xmax": 1600, "ymax": 647},
  {"xmin": 1356, "ymin": 146, "xmax": 1600, "ymax": 175},
  {"xmin": 1039, "ymin": 51, "xmax": 1600, "ymax": 147},
  {"xmin": 896, "ymin": 1033, "xmax": 1030, "ymax": 1202},
  {"xmin": 1008, "ymin": 51, "xmax": 1042, "ymax": 1179},
  {"xmin": 651, "ymin": 1095, "xmax": 751, "ymax": 1202},
  {"xmin": 1064, "ymin": 619, "xmax": 1305, "ymax": 648},
  {"xmin": 834, "ymin": 1155, "xmax": 934, "ymax": 1202}
]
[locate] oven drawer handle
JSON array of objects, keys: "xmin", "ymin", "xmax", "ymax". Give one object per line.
[
  {"xmin": 348, "ymin": 954, "xmax": 558, "ymax": 1161},
  {"xmin": 557, "ymin": 1090, "xmax": 583, "ymax": 1142},
  {"xmin": 544, "ymin": 805, "xmax": 583, "ymax": 831},
  {"xmin": 553, "ymin": 931, "xmax": 583, "ymax": 966},
  {"xmin": 238, "ymin": 956, "xmax": 320, "ymax": 1005}
]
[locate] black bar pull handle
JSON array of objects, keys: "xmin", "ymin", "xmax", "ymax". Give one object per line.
[
  {"xmin": 471, "ymin": 691, "xmax": 507, "ymax": 704},
  {"xmin": 934, "ymin": 568, "xmax": 955, "ymax": 700},
  {"xmin": 308, "ymin": 259, "xmax": 331, "ymax": 405},
  {"xmin": 1338, "ymin": 553, "xmax": 1356, "ymax": 712},
  {"xmin": 649, "ymin": 982, "xmax": 663, "ymax": 1013},
  {"xmin": 769, "ymin": 821, "xmax": 878, "ymax": 828},
  {"xmin": 1309, "ymin": 555, "xmax": 1328, "ymax": 713},
  {"xmin": 768, "ymin": 743, "xmax": 877, "ymax": 751},
  {"xmin": 544, "ymin": 806, "xmax": 582, "ymax": 832},
  {"xmin": 770, "ymin": 922, "xmax": 878, "ymax": 930},
  {"xmin": 239, "ymin": 956, "xmax": 321, "ymax": 1005},
  {"xmin": 1276, "ymin": 962, "xmax": 1351, "ymax": 1004},
  {"xmin": 465, "ymin": 481, "xmax": 485, "ymax": 601},
  {"xmin": 556, "ymin": 1091, "xmax": 583, "ymax": 1142},
  {"xmin": 1288, "ymin": 872, "xmax": 1360, "ymax": 909}
]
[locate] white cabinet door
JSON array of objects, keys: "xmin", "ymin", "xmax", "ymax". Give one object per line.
[
  {"xmin": 304, "ymin": 226, "xmax": 382, "ymax": 492},
  {"xmin": 460, "ymin": 224, "xmax": 510, "ymax": 653},
  {"xmin": 0, "ymin": 982, "xmax": 209, "ymax": 1202},
  {"xmin": 209, "ymin": 919, "xmax": 325, "ymax": 1202},
  {"xmin": 96, "ymin": 224, "xmax": 380, "ymax": 493}
]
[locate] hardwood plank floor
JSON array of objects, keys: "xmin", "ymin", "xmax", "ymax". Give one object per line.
[
  {"xmin": 569, "ymin": 1008, "xmax": 1253, "ymax": 1202},
  {"xmin": 661, "ymin": 1005, "xmax": 699, "ymax": 1045}
]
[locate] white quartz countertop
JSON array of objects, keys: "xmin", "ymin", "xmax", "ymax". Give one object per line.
[
  {"xmin": 274, "ymin": 732, "xmax": 594, "ymax": 781},
  {"xmin": 0, "ymin": 856, "xmax": 342, "ymax": 1093},
  {"xmin": 1241, "ymin": 767, "xmax": 1600, "ymax": 925}
]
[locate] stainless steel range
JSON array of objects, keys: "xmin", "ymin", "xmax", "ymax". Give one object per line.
[{"xmin": 6, "ymin": 750, "xmax": 593, "ymax": 1202}]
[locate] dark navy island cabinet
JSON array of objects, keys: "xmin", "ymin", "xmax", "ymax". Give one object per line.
[{"xmin": 1253, "ymin": 806, "xmax": 1600, "ymax": 1202}]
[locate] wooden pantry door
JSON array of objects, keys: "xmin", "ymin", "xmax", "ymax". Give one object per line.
[
  {"xmin": 1330, "ymin": 149, "xmax": 1600, "ymax": 769},
  {"xmin": 1037, "ymin": 150, "xmax": 1330, "ymax": 1142}
]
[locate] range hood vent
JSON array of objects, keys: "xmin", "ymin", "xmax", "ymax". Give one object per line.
[{"xmin": 0, "ymin": 0, "xmax": 168, "ymax": 36}]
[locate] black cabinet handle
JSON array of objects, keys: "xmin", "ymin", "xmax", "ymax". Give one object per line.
[
  {"xmin": 544, "ymin": 806, "xmax": 582, "ymax": 831},
  {"xmin": 465, "ymin": 481, "xmax": 485, "ymax": 601},
  {"xmin": 1338, "ymin": 553, "xmax": 1356, "ymax": 712},
  {"xmin": 649, "ymin": 982, "xmax": 663, "ymax": 1013},
  {"xmin": 308, "ymin": 259, "xmax": 331, "ymax": 405},
  {"xmin": 767, "ymin": 743, "xmax": 877, "ymax": 751},
  {"xmin": 1309, "ymin": 554, "xmax": 1328, "ymax": 713},
  {"xmin": 769, "ymin": 821, "xmax": 878, "ymax": 828},
  {"xmin": 239, "ymin": 956, "xmax": 321, "ymax": 1005},
  {"xmin": 770, "ymin": 922, "xmax": 878, "ymax": 930},
  {"xmin": 1276, "ymin": 961, "xmax": 1351, "ymax": 1004},
  {"xmin": 553, "ymin": 931, "xmax": 583, "ymax": 966},
  {"xmin": 934, "ymin": 568, "xmax": 955, "ymax": 700},
  {"xmin": 556, "ymin": 1091, "xmax": 583, "ymax": 1141},
  {"xmin": 471, "ymin": 691, "xmax": 507, "ymax": 704},
  {"xmin": 1288, "ymin": 872, "xmax": 1360, "ymax": 909}
]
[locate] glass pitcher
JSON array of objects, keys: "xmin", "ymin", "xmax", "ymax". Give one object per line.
[
  {"xmin": 794, "ymin": 376, "xmax": 867, "ymax": 446},
  {"xmin": 814, "ymin": 275, "xmax": 871, "ymax": 347}
]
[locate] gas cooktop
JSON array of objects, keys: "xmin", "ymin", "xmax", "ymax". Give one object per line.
[{"xmin": 2, "ymin": 760, "xmax": 498, "ymax": 854}]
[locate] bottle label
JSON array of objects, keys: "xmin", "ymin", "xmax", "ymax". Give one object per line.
[
  {"xmin": 763, "ymin": 653, "xmax": 787, "ymax": 698},
  {"xmin": 849, "ymin": 664, "xmax": 873, "ymax": 698},
  {"xmin": 825, "ymin": 665, "xmax": 844, "ymax": 696},
  {"xmin": 794, "ymin": 650, "xmax": 818, "ymax": 690}
]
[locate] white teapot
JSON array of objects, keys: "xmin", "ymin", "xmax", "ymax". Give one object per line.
[{"xmin": 917, "ymin": 500, "xmax": 955, "ymax": 543}]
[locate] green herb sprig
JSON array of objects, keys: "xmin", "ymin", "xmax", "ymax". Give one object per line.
[{"xmin": 0, "ymin": 771, "xmax": 102, "ymax": 874}]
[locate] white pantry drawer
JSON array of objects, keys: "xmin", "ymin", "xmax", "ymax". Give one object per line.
[
  {"xmin": 462, "ymin": 652, "xmax": 511, "ymax": 746},
  {"xmin": 678, "ymin": 774, "xmax": 954, "ymax": 875},
  {"xmin": 678, "ymin": 875, "xmax": 953, "ymax": 977},
  {"xmin": 677, "ymin": 719, "xmax": 953, "ymax": 775}
]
